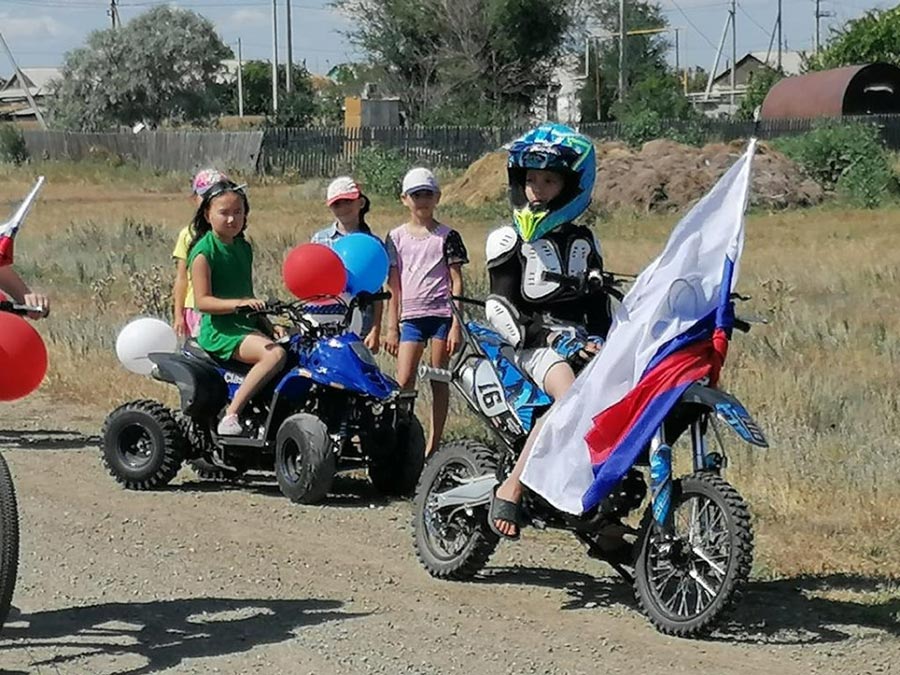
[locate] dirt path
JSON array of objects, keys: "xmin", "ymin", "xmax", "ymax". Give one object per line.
[{"xmin": 0, "ymin": 400, "xmax": 897, "ymax": 674}]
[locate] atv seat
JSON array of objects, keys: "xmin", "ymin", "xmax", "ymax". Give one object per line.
[{"xmin": 184, "ymin": 339, "xmax": 253, "ymax": 376}]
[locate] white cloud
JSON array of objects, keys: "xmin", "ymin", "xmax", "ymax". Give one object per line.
[
  {"xmin": 225, "ymin": 9, "xmax": 267, "ymax": 27},
  {"xmin": 0, "ymin": 13, "xmax": 68, "ymax": 38}
]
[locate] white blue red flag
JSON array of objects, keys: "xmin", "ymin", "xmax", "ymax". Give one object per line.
[
  {"xmin": 1, "ymin": 176, "xmax": 45, "ymax": 267},
  {"xmin": 521, "ymin": 140, "xmax": 757, "ymax": 515}
]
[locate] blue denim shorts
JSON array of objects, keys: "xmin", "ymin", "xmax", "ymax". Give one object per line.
[{"xmin": 400, "ymin": 316, "xmax": 452, "ymax": 343}]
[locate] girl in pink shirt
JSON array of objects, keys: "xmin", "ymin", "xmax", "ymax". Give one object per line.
[{"xmin": 384, "ymin": 168, "xmax": 468, "ymax": 456}]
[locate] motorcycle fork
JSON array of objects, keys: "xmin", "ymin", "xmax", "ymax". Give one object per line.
[{"xmin": 649, "ymin": 428, "xmax": 674, "ymax": 536}]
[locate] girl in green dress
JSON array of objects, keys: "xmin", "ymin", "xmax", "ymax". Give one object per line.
[{"xmin": 188, "ymin": 181, "xmax": 287, "ymax": 436}]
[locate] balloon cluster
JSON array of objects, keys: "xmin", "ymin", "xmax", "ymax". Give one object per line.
[{"xmin": 282, "ymin": 233, "xmax": 389, "ymax": 300}]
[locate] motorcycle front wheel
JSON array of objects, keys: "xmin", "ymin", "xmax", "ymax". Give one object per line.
[{"xmin": 633, "ymin": 471, "xmax": 753, "ymax": 637}]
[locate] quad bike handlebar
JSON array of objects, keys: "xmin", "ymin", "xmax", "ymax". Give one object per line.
[{"xmin": 0, "ymin": 300, "xmax": 43, "ymax": 316}]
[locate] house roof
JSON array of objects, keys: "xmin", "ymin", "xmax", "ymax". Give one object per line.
[
  {"xmin": 712, "ymin": 51, "xmax": 803, "ymax": 86},
  {"xmin": 0, "ymin": 67, "xmax": 61, "ymax": 93}
]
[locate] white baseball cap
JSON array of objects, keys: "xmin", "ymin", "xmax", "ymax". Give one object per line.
[
  {"xmin": 326, "ymin": 176, "xmax": 362, "ymax": 205},
  {"xmin": 402, "ymin": 167, "xmax": 439, "ymax": 195}
]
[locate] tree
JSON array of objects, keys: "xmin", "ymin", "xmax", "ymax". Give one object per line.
[
  {"xmin": 578, "ymin": 1, "xmax": 690, "ymax": 122},
  {"xmin": 335, "ymin": 0, "xmax": 571, "ymax": 124},
  {"xmin": 236, "ymin": 60, "xmax": 316, "ymax": 125},
  {"xmin": 49, "ymin": 7, "xmax": 232, "ymax": 130},
  {"xmin": 806, "ymin": 7, "xmax": 900, "ymax": 71},
  {"xmin": 735, "ymin": 67, "xmax": 783, "ymax": 120}
]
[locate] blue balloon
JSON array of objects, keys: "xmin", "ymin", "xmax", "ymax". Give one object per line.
[{"xmin": 333, "ymin": 232, "xmax": 390, "ymax": 295}]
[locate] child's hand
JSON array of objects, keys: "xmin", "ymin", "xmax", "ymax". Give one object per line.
[
  {"xmin": 447, "ymin": 323, "xmax": 462, "ymax": 355},
  {"xmin": 174, "ymin": 315, "xmax": 188, "ymax": 338},
  {"xmin": 364, "ymin": 327, "xmax": 381, "ymax": 354},
  {"xmin": 23, "ymin": 292, "xmax": 49, "ymax": 320},
  {"xmin": 383, "ymin": 328, "xmax": 400, "ymax": 357},
  {"xmin": 272, "ymin": 325, "xmax": 288, "ymax": 340},
  {"xmin": 237, "ymin": 298, "xmax": 266, "ymax": 312}
]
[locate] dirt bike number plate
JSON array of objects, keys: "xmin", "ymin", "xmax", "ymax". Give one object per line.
[{"xmin": 474, "ymin": 360, "xmax": 508, "ymax": 418}]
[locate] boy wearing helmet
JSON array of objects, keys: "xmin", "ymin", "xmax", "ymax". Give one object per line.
[{"xmin": 485, "ymin": 123, "xmax": 611, "ymax": 539}]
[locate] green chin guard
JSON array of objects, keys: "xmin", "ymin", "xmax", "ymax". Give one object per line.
[{"xmin": 513, "ymin": 206, "xmax": 551, "ymax": 243}]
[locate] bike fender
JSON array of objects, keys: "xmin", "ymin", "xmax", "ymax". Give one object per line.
[
  {"xmin": 149, "ymin": 352, "xmax": 227, "ymax": 419},
  {"xmin": 681, "ymin": 383, "xmax": 768, "ymax": 448},
  {"xmin": 433, "ymin": 474, "xmax": 499, "ymax": 511}
]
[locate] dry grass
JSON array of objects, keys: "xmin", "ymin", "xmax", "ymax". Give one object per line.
[{"xmin": 4, "ymin": 162, "xmax": 900, "ymax": 579}]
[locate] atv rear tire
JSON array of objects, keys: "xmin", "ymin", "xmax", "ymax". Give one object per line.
[
  {"xmin": 368, "ymin": 415, "xmax": 426, "ymax": 497},
  {"xmin": 101, "ymin": 400, "xmax": 187, "ymax": 490},
  {"xmin": 0, "ymin": 452, "xmax": 19, "ymax": 633},
  {"xmin": 412, "ymin": 440, "xmax": 500, "ymax": 579},
  {"xmin": 633, "ymin": 472, "xmax": 753, "ymax": 637},
  {"xmin": 275, "ymin": 413, "xmax": 334, "ymax": 504}
]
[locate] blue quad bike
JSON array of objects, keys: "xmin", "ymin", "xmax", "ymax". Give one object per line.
[
  {"xmin": 412, "ymin": 271, "xmax": 768, "ymax": 637},
  {"xmin": 100, "ymin": 293, "xmax": 426, "ymax": 503}
]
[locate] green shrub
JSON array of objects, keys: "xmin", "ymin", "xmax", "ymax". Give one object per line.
[
  {"xmin": 0, "ymin": 124, "xmax": 28, "ymax": 165},
  {"xmin": 773, "ymin": 122, "xmax": 896, "ymax": 208},
  {"xmin": 352, "ymin": 144, "xmax": 408, "ymax": 196},
  {"xmin": 618, "ymin": 109, "xmax": 707, "ymax": 148}
]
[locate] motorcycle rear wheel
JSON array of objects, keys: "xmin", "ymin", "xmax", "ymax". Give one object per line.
[
  {"xmin": 412, "ymin": 440, "xmax": 499, "ymax": 580},
  {"xmin": 633, "ymin": 471, "xmax": 753, "ymax": 637}
]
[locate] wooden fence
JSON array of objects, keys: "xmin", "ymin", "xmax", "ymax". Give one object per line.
[
  {"xmin": 19, "ymin": 115, "xmax": 900, "ymax": 177},
  {"xmin": 22, "ymin": 130, "xmax": 265, "ymax": 173}
]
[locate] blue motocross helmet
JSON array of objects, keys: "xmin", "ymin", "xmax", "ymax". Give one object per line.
[{"xmin": 505, "ymin": 123, "xmax": 596, "ymax": 242}]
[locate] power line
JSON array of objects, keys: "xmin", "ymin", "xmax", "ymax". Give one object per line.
[
  {"xmin": 736, "ymin": 2, "xmax": 770, "ymax": 37},
  {"xmin": 666, "ymin": 0, "xmax": 719, "ymax": 50}
]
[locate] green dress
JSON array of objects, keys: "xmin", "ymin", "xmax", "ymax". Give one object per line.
[{"xmin": 187, "ymin": 230, "xmax": 258, "ymax": 360}]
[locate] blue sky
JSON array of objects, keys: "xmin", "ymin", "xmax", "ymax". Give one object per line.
[{"xmin": 0, "ymin": 0, "xmax": 896, "ymax": 76}]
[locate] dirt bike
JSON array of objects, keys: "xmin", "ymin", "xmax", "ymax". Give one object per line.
[
  {"xmin": 411, "ymin": 271, "xmax": 768, "ymax": 637},
  {"xmin": 100, "ymin": 292, "xmax": 425, "ymax": 504},
  {"xmin": 0, "ymin": 300, "xmax": 41, "ymax": 632}
]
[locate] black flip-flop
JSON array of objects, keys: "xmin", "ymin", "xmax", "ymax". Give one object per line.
[{"xmin": 489, "ymin": 492, "xmax": 523, "ymax": 541}]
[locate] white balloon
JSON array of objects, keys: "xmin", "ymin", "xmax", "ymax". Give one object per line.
[{"xmin": 116, "ymin": 317, "xmax": 178, "ymax": 375}]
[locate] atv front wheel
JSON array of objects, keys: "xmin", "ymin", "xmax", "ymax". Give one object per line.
[
  {"xmin": 412, "ymin": 440, "xmax": 499, "ymax": 579},
  {"xmin": 274, "ymin": 413, "xmax": 335, "ymax": 504},
  {"xmin": 101, "ymin": 400, "xmax": 187, "ymax": 490},
  {"xmin": 368, "ymin": 415, "xmax": 425, "ymax": 497},
  {"xmin": 633, "ymin": 472, "xmax": 753, "ymax": 637}
]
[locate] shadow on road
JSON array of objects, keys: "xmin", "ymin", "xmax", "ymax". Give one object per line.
[
  {"xmin": 168, "ymin": 473, "xmax": 396, "ymax": 508},
  {"xmin": 476, "ymin": 565, "xmax": 899, "ymax": 644},
  {"xmin": 1, "ymin": 597, "xmax": 365, "ymax": 674},
  {"xmin": 0, "ymin": 429, "xmax": 101, "ymax": 451}
]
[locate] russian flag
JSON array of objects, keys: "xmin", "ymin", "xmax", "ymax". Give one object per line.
[
  {"xmin": 1, "ymin": 177, "xmax": 45, "ymax": 267},
  {"xmin": 521, "ymin": 140, "xmax": 756, "ymax": 516}
]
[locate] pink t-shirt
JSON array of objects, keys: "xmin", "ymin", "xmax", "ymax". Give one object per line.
[{"xmin": 385, "ymin": 222, "xmax": 468, "ymax": 320}]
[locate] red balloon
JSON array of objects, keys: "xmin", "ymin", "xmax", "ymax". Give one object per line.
[
  {"xmin": 282, "ymin": 243, "xmax": 347, "ymax": 300},
  {"xmin": 0, "ymin": 312, "xmax": 48, "ymax": 401}
]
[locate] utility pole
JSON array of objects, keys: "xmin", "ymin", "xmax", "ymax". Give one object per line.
[
  {"xmin": 237, "ymin": 38, "xmax": 244, "ymax": 118},
  {"xmin": 674, "ymin": 27, "xmax": 680, "ymax": 80},
  {"xmin": 108, "ymin": 0, "xmax": 120, "ymax": 29},
  {"xmin": 285, "ymin": 0, "xmax": 293, "ymax": 93},
  {"xmin": 618, "ymin": 0, "xmax": 626, "ymax": 101},
  {"xmin": 271, "ymin": 0, "xmax": 279, "ymax": 113},
  {"xmin": 0, "ymin": 31, "xmax": 47, "ymax": 129},
  {"xmin": 730, "ymin": 0, "xmax": 736, "ymax": 111},
  {"xmin": 777, "ymin": 0, "xmax": 782, "ymax": 71},
  {"xmin": 593, "ymin": 40, "xmax": 601, "ymax": 121},
  {"xmin": 815, "ymin": 0, "xmax": 834, "ymax": 55}
]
